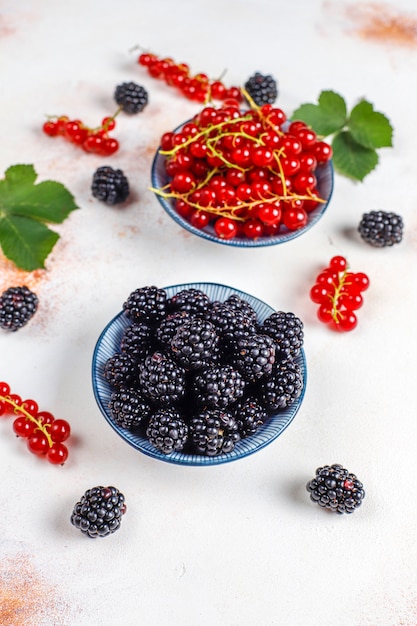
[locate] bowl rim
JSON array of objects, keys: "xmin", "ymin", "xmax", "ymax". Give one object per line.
[
  {"xmin": 150, "ymin": 121, "xmax": 334, "ymax": 248},
  {"xmin": 92, "ymin": 281, "xmax": 307, "ymax": 466}
]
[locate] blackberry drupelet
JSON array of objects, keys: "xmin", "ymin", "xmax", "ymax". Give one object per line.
[
  {"xmin": 71, "ymin": 486, "xmax": 126, "ymax": 538},
  {"xmin": 189, "ymin": 409, "xmax": 240, "ymax": 456},
  {"xmin": 146, "ymin": 407, "xmax": 189, "ymax": 454},
  {"xmin": 120, "ymin": 322, "xmax": 153, "ymax": 362},
  {"xmin": 109, "ymin": 387, "xmax": 151, "ymax": 429},
  {"xmin": 231, "ymin": 333, "xmax": 276, "ymax": 382},
  {"xmin": 114, "ymin": 81, "xmax": 148, "ymax": 114},
  {"xmin": 358, "ymin": 210, "xmax": 403, "ymax": 247},
  {"xmin": 103, "ymin": 352, "xmax": 139, "ymax": 388},
  {"xmin": 139, "ymin": 351, "xmax": 186, "ymax": 406},
  {"xmin": 306, "ymin": 464, "xmax": 365, "ymax": 514},
  {"xmin": 244, "ymin": 72, "xmax": 278, "ymax": 105},
  {"xmin": 0, "ymin": 286, "xmax": 38, "ymax": 332},
  {"xmin": 155, "ymin": 311, "xmax": 190, "ymax": 349},
  {"xmin": 170, "ymin": 317, "xmax": 219, "ymax": 370},
  {"xmin": 192, "ymin": 364, "xmax": 245, "ymax": 409},
  {"xmin": 123, "ymin": 286, "xmax": 167, "ymax": 325},
  {"xmin": 167, "ymin": 288, "xmax": 211, "ymax": 316},
  {"xmin": 232, "ymin": 396, "xmax": 267, "ymax": 438},
  {"xmin": 91, "ymin": 166, "xmax": 129, "ymax": 205},
  {"xmin": 259, "ymin": 357, "xmax": 303, "ymax": 410},
  {"xmin": 260, "ymin": 311, "xmax": 304, "ymax": 357}
]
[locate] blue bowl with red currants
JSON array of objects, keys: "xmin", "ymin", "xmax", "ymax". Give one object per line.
[{"xmin": 151, "ymin": 102, "xmax": 334, "ymax": 247}]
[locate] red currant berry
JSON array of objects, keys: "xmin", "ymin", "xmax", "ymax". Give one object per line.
[
  {"xmin": 281, "ymin": 135, "xmax": 302, "ymax": 156},
  {"xmin": 190, "ymin": 210, "xmax": 210, "ymax": 229},
  {"xmin": 317, "ymin": 305, "xmax": 334, "ymax": 324},
  {"xmin": 210, "ymin": 81, "xmax": 226, "ymax": 100},
  {"xmin": 37, "ymin": 411, "xmax": 55, "ymax": 425},
  {"xmin": 46, "ymin": 442, "xmax": 69, "ymax": 465},
  {"xmin": 338, "ymin": 292, "xmax": 363, "ymax": 310},
  {"xmin": 27, "ymin": 432, "xmax": 49, "ymax": 455},
  {"xmin": 101, "ymin": 137, "xmax": 119, "ymax": 156},
  {"xmin": 330, "ymin": 255, "xmax": 347, "ymax": 272},
  {"xmin": 336, "ymin": 311, "xmax": 358, "ymax": 332},
  {"xmin": 13, "ymin": 416, "xmax": 36, "ymax": 438},
  {"xmin": 160, "ymin": 132, "xmax": 175, "ymax": 151},
  {"xmin": 49, "ymin": 419, "xmax": 71, "ymax": 443},
  {"xmin": 102, "ymin": 116, "xmax": 116, "ymax": 131},
  {"xmin": 283, "ymin": 207, "xmax": 308, "ymax": 230},
  {"xmin": 251, "ymin": 146, "xmax": 275, "ymax": 167},
  {"xmin": 353, "ymin": 272, "xmax": 370, "ymax": 291},
  {"xmin": 42, "ymin": 120, "xmax": 59, "ymax": 136},
  {"xmin": 310, "ymin": 284, "xmax": 332, "ymax": 304},
  {"xmin": 257, "ymin": 202, "xmax": 282, "ymax": 225},
  {"xmin": 295, "ymin": 127, "xmax": 317, "ymax": 149},
  {"xmin": 171, "ymin": 171, "xmax": 196, "ymax": 193},
  {"xmin": 288, "ymin": 121, "xmax": 307, "ymax": 134},
  {"xmin": 292, "ymin": 172, "xmax": 317, "ymax": 194},
  {"xmin": 21, "ymin": 399, "xmax": 38, "ymax": 416},
  {"xmin": 243, "ymin": 219, "xmax": 264, "ymax": 239},
  {"xmin": 0, "ymin": 382, "xmax": 11, "ymax": 396},
  {"xmin": 214, "ymin": 217, "xmax": 238, "ymax": 240},
  {"xmin": 314, "ymin": 141, "xmax": 333, "ymax": 163},
  {"xmin": 175, "ymin": 199, "xmax": 193, "ymax": 218}
]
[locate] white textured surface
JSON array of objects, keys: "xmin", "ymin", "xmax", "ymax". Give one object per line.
[{"xmin": 1, "ymin": 1, "xmax": 417, "ymax": 624}]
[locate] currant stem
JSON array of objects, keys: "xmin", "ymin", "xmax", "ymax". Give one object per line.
[{"xmin": 0, "ymin": 394, "xmax": 53, "ymax": 447}]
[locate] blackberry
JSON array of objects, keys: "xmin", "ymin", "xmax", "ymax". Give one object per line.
[
  {"xmin": 205, "ymin": 303, "xmax": 256, "ymax": 352},
  {"xmin": 231, "ymin": 333, "xmax": 276, "ymax": 382},
  {"xmin": 259, "ymin": 357, "xmax": 303, "ymax": 410},
  {"xmin": 146, "ymin": 407, "xmax": 188, "ymax": 454},
  {"xmin": 103, "ymin": 352, "xmax": 139, "ymax": 388},
  {"xmin": 224, "ymin": 294, "xmax": 258, "ymax": 323},
  {"xmin": 167, "ymin": 288, "xmax": 211, "ymax": 316},
  {"xmin": 232, "ymin": 396, "xmax": 267, "ymax": 438},
  {"xmin": 123, "ymin": 286, "xmax": 167, "ymax": 326},
  {"xmin": 109, "ymin": 387, "xmax": 151, "ymax": 429},
  {"xmin": 306, "ymin": 464, "xmax": 365, "ymax": 514},
  {"xmin": 120, "ymin": 322, "xmax": 153, "ymax": 362},
  {"xmin": 192, "ymin": 364, "xmax": 245, "ymax": 409},
  {"xmin": 260, "ymin": 311, "xmax": 304, "ymax": 357},
  {"xmin": 114, "ymin": 81, "xmax": 148, "ymax": 114},
  {"xmin": 155, "ymin": 311, "xmax": 190, "ymax": 349},
  {"xmin": 170, "ymin": 317, "xmax": 219, "ymax": 370},
  {"xmin": 358, "ymin": 210, "xmax": 403, "ymax": 247},
  {"xmin": 244, "ymin": 72, "xmax": 278, "ymax": 106},
  {"xmin": 139, "ymin": 351, "xmax": 186, "ymax": 406},
  {"xmin": 189, "ymin": 409, "xmax": 240, "ymax": 456},
  {"xmin": 91, "ymin": 166, "xmax": 129, "ymax": 205},
  {"xmin": 70, "ymin": 486, "xmax": 126, "ymax": 538},
  {"xmin": 0, "ymin": 286, "xmax": 38, "ymax": 332}
]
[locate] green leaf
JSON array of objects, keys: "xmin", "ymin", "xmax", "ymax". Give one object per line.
[
  {"xmin": 332, "ymin": 131, "xmax": 379, "ymax": 181},
  {"xmin": 348, "ymin": 100, "xmax": 393, "ymax": 149},
  {"xmin": 291, "ymin": 90, "xmax": 348, "ymax": 137},
  {"xmin": 0, "ymin": 164, "xmax": 78, "ymax": 270}
]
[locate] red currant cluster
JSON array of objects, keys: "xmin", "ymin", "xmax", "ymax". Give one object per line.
[
  {"xmin": 137, "ymin": 52, "xmax": 242, "ymax": 104},
  {"xmin": 0, "ymin": 382, "xmax": 71, "ymax": 464},
  {"xmin": 153, "ymin": 101, "xmax": 332, "ymax": 240},
  {"xmin": 310, "ymin": 256, "xmax": 370, "ymax": 332},
  {"xmin": 42, "ymin": 115, "xmax": 119, "ymax": 155}
]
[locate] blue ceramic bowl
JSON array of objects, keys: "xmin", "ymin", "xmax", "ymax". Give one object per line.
[
  {"xmin": 151, "ymin": 124, "xmax": 334, "ymax": 248},
  {"xmin": 92, "ymin": 282, "xmax": 307, "ymax": 466}
]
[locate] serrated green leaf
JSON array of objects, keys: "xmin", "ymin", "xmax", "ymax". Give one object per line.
[
  {"xmin": 0, "ymin": 215, "xmax": 59, "ymax": 271},
  {"xmin": 0, "ymin": 164, "xmax": 78, "ymax": 270},
  {"xmin": 348, "ymin": 100, "xmax": 393, "ymax": 149},
  {"xmin": 332, "ymin": 131, "xmax": 379, "ymax": 181},
  {"xmin": 292, "ymin": 90, "xmax": 348, "ymax": 137}
]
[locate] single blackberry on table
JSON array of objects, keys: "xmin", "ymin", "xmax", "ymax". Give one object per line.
[
  {"xmin": 231, "ymin": 333, "xmax": 276, "ymax": 382},
  {"xmin": 108, "ymin": 387, "xmax": 151, "ymax": 429},
  {"xmin": 189, "ymin": 409, "xmax": 240, "ymax": 456},
  {"xmin": 114, "ymin": 81, "xmax": 148, "ymax": 114},
  {"xmin": 192, "ymin": 364, "xmax": 245, "ymax": 409},
  {"xmin": 123, "ymin": 286, "xmax": 167, "ymax": 326},
  {"xmin": 306, "ymin": 464, "xmax": 365, "ymax": 514},
  {"xmin": 260, "ymin": 311, "xmax": 304, "ymax": 357},
  {"xmin": 170, "ymin": 317, "xmax": 219, "ymax": 370},
  {"xmin": 103, "ymin": 352, "xmax": 139, "ymax": 388},
  {"xmin": 139, "ymin": 351, "xmax": 186, "ymax": 406},
  {"xmin": 120, "ymin": 322, "xmax": 154, "ymax": 362},
  {"xmin": 146, "ymin": 407, "xmax": 189, "ymax": 454},
  {"xmin": 224, "ymin": 294, "xmax": 258, "ymax": 323},
  {"xmin": 232, "ymin": 396, "xmax": 267, "ymax": 438},
  {"xmin": 71, "ymin": 486, "xmax": 126, "ymax": 538},
  {"xmin": 259, "ymin": 357, "xmax": 303, "ymax": 410},
  {"xmin": 155, "ymin": 311, "xmax": 190, "ymax": 349},
  {"xmin": 91, "ymin": 166, "xmax": 129, "ymax": 205},
  {"xmin": 358, "ymin": 210, "xmax": 403, "ymax": 247},
  {"xmin": 244, "ymin": 72, "xmax": 278, "ymax": 106},
  {"xmin": 0, "ymin": 286, "xmax": 38, "ymax": 332},
  {"xmin": 167, "ymin": 288, "xmax": 211, "ymax": 316}
]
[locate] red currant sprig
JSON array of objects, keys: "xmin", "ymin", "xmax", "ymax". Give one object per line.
[
  {"xmin": 310, "ymin": 256, "xmax": 370, "ymax": 332},
  {"xmin": 152, "ymin": 98, "xmax": 331, "ymax": 240},
  {"xmin": 0, "ymin": 381, "xmax": 71, "ymax": 464},
  {"xmin": 42, "ymin": 113, "xmax": 120, "ymax": 156},
  {"xmin": 137, "ymin": 51, "xmax": 242, "ymax": 104}
]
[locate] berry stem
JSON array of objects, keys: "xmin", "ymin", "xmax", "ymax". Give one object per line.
[{"xmin": 0, "ymin": 393, "xmax": 53, "ymax": 447}]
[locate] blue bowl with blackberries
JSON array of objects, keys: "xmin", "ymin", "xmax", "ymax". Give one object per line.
[{"xmin": 92, "ymin": 282, "xmax": 307, "ymax": 466}]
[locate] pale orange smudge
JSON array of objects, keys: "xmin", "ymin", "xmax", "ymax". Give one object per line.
[{"xmin": 345, "ymin": 2, "xmax": 417, "ymax": 47}]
